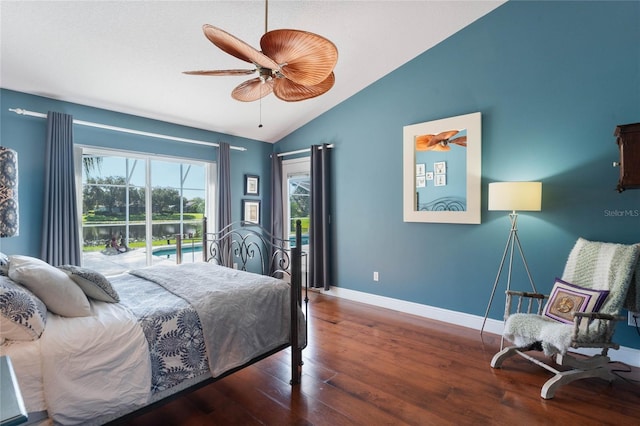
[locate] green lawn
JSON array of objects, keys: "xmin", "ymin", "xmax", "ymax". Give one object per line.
[
  {"xmin": 82, "ymin": 212, "xmax": 204, "ymax": 251},
  {"xmin": 83, "ymin": 212, "xmax": 204, "ymax": 222}
]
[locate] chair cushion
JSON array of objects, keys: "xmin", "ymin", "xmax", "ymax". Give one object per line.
[
  {"xmin": 543, "ymin": 278, "xmax": 609, "ymax": 326},
  {"xmin": 504, "ymin": 313, "xmax": 569, "ymax": 355},
  {"xmin": 504, "ymin": 313, "xmax": 605, "ymax": 356}
]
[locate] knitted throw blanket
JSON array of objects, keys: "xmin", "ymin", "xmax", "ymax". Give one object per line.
[
  {"xmin": 504, "ymin": 238, "xmax": 640, "ymax": 355},
  {"xmin": 562, "ymin": 237, "xmax": 640, "ymax": 315}
]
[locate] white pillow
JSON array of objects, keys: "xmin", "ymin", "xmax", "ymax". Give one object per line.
[
  {"xmin": 57, "ymin": 265, "xmax": 120, "ymax": 303},
  {"xmin": 0, "ymin": 252, "xmax": 9, "ymax": 276},
  {"xmin": 0, "ymin": 275, "xmax": 47, "ymax": 341},
  {"xmin": 8, "ymin": 255, "xmax": 91, "ymax": 317}
]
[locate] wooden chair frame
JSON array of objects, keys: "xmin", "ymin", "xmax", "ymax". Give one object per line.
[{"xmin": 491, "ymin": 290, "xmax": 624, "ymax": 399}]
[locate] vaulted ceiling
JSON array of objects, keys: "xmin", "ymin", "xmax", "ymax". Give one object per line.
[{"xmin": 1, "ymin": 1, "xmax": 504, "ymax": 143}]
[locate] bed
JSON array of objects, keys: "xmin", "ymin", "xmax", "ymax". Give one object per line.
[{"xmin": 0, "ymin": 220, "xmax": 306, "ymax": 426}]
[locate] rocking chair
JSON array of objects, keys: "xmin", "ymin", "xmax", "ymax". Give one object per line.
[{"xmin": 490, "ymin": 237, "xmax": 640, "ymax": 399}]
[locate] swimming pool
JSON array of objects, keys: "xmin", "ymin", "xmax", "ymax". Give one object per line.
[
  {"xmin": 153, "ymin": 235, "xmax": 308, "ymax": 258},
  {"xmin": 153, "ymin": 244, "xmax": 202, "ymax": 257},
  {"xmin": 289, "ymin": 235, "xmax": 310, "ymax": 246}
]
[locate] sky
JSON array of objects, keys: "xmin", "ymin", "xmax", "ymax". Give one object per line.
[{"xmin": 83, "ymin": 154, "xmax": 207, "ymax": 200}]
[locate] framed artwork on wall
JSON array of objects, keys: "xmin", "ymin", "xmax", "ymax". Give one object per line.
[
  {"xmin": 242, "ymin": 199, "xmax": 261, "ymax": 224},
  {"xmin": 244, "ymin": 174, "xmax": 259, "ymax": 196},
  {"xmin": 434, "ymin": 174, "xmax": 447, "ymax": 187},
  {"xmin": 434, "ymin": 161, "xmax": 446, "ymax": 175}
]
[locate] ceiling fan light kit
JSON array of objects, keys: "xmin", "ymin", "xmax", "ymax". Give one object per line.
[{"xmin": 184, "ymin": 12, "xmax": 338, "ymax": 103}]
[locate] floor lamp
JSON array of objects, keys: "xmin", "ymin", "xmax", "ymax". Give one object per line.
[{"xmin": 481, "ymin": 181, "xmax": 542, "ymax": 335}]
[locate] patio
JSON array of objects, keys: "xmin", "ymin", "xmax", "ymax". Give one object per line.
[{"xmin": 82, "ymin": 248, "xmax": 179, "ymax": 276}]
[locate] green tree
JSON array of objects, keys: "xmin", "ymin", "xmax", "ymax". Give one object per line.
[
  {"xmin": 82, "ymin": 155, "xmax": 103, "ymax": 177},
  {"xmin": 152, "ymin": 187, "xmax": 183, "ymax": 214},
  {"xmin": 83, "ymin": 176, "xmax": 140, "ymax": 220},
  {"xmin": 186, "ymin": 197, "xmax": 205, "ymax": 213},
  {"xmin": 100, "ymin": 176, "xmax": 127, "ymax": 216}
]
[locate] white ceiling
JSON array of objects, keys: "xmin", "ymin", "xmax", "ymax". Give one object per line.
[{"xmin": 1, "ymin": 1, "xmax": 504, "ymax": 143}]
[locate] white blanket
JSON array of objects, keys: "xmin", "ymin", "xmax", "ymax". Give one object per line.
[
  {"xmin": 3, "ymin": 300, "xmax": 152, "ymax": 426},
  {"xmin": 0, "ymin": 338, "xmax": 46, "ymax": 414},
  {"xmin": 2, "ymin": 263, "xmax": 301, "ymax": 425}
]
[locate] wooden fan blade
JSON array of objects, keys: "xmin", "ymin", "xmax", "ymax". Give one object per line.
[
  {"xmin": 436, "ymin": 130, "xmax": 459, "ymax": 140},
  {"xmin": 415, "ymin": 135, "xmax": 437, "ymax": 151},
  {"xmin": 231, "ymin": 78, "xmax": 274, "ymax": 102},
  {"xmin": 183, "ymin": 69, "xmax": 256, "ymax": 76},
  {"xmin": 450, "ymin": 136, "xmax": 467, "ymax": 147},
  {"xmin": 273, "ymin": 72, "xmax": 335, "ymax": 102},
  {"xmin": 261, "ymin": 29, "xmax": 338, "ymax": 86},
  {"xmin": 202, "ymin": 24, "xmax": 280, "ymax": 71}
]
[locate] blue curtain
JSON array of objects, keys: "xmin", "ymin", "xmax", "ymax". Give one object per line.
[
  {"xmin": 270, "ymin": 154, "xmax": 284, "ymax": 277},
  {"xmin": 217, "ymin": 142, "xmax": 232, "ymax": 266},
  {"xmin": 41, "ymin": 112, "xmax": 81, "ymax": 266},
  {"xmin": 310, "ymin": 144, "xmax": 331, "ymax": 290}
]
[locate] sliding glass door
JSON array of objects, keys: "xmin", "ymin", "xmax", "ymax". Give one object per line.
[
  {"xmin": 282, "ymin": 158, "xmax": 310, "ymax": 248},
  {"xmin": 78, "ymin": 147, "xmax": 214, "ymax": 274}
]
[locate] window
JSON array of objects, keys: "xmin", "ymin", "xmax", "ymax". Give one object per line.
[
  {"xmin": 282, "ymin": 158, "xmax": 310, "ymax": 247},
  {"xmin": 77, "ymin": 147, "xmax": 215, "ymax": 274}
]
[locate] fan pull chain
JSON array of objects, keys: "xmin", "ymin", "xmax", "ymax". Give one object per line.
[{"xmin": 258, "ymin": 86, "xmax": 263, "ymax": 128}]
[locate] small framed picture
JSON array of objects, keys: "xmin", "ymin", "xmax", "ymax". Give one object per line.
[
  {"xmin": 244, "ymin": 174, "xmax": 259, "ymax": 196},
  {"xmin": 425, "ymin": 171, "xmax": 434, "ymax": 181},
  {"xmin": 416, "ymin": 163, "xmax": 426, "ymax": 176},
  {"xmin": 416, "ymin": 176, "xmax": 426, "ymax": 188},
  {"xmin": 242, "ymin": 199, "xmax": 261, "ymax": 224},
  {"xmin": 434, "ymin": 161, "xmax": 446, "ymax": 175},
  {"xmin": 435, "ymin": 174, "xmax": 447, "ymax": 187}
]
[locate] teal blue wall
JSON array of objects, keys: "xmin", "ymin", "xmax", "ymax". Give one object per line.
[
  {"xmin": 275, "ymin": 1, "xmax": 640, "ymax": 348},
  {"xmin": 1, "ymin": 1, "xmax": 639, "ymax": 349},
  {"xmin": 0, "ymin": 89, "xmax": 273, "ymax": 257}
]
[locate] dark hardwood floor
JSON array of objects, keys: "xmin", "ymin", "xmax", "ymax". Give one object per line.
[{"xmin": 122, "ymin": 292, "xmax": 640, "ymax": 425}]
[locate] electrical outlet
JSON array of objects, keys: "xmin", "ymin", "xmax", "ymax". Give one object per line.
[
  {"xmin": 373, "ymin": 271, "xmax": 379, "ymax": 282},
  {"xmin": 629, "ymin": 311, "xmax": 639, "ymax": 327}
]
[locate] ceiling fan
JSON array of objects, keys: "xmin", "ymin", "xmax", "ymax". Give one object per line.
[
  {"xmin": 415, "ymin": 130, "xmax": 467, "ymax": 151},
  {"xmin": 184, "ymin": 2, "xmax": 338, "ymax": 102}
]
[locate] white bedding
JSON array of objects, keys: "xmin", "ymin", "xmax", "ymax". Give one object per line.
[
  {"xmin": 1, "ymin": 300, "xmax": 151, "ymax": 426},
  {"xmin": 1, "ymin": 262, "xmax": 302, "ymax": 426},
  {"xmin": 0, "ymin": 337, "xmax": 46, "ymax": 414}
]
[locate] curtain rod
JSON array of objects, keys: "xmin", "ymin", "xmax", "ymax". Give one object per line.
[
  {"xmin": 276, "ymin": 144, "xmax": 334, "ymax": 157},
  {"xmin": 8, "ymin": 108, "xmax": 247, "ymax": 151}
]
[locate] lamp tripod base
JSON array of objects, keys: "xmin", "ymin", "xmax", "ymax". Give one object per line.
[{"xmin": 481, "ymin": 212, "xmax": 537, "ymax": 336}]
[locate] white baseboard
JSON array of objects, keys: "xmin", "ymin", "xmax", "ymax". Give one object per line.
[{"xmin": 320, "ymin": 286, "xmax": 640, "ymax": 368}]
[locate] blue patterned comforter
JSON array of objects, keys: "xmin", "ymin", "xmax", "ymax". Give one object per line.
[
  {"xmin": 129, "ymin": 263, "xmax": 293, "ymax": 377},
  {"xmin": 109, "ymin": 274, "xmax": 209, "ymax": 394},
  {"xmin": 109, "ymin": 263, "xmax": 296, "ymax": 396}
]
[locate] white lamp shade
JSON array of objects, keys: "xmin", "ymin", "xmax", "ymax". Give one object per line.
[{"xmin": 488, "ymin": 181, "xmax": 542, "ymax": 212}]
